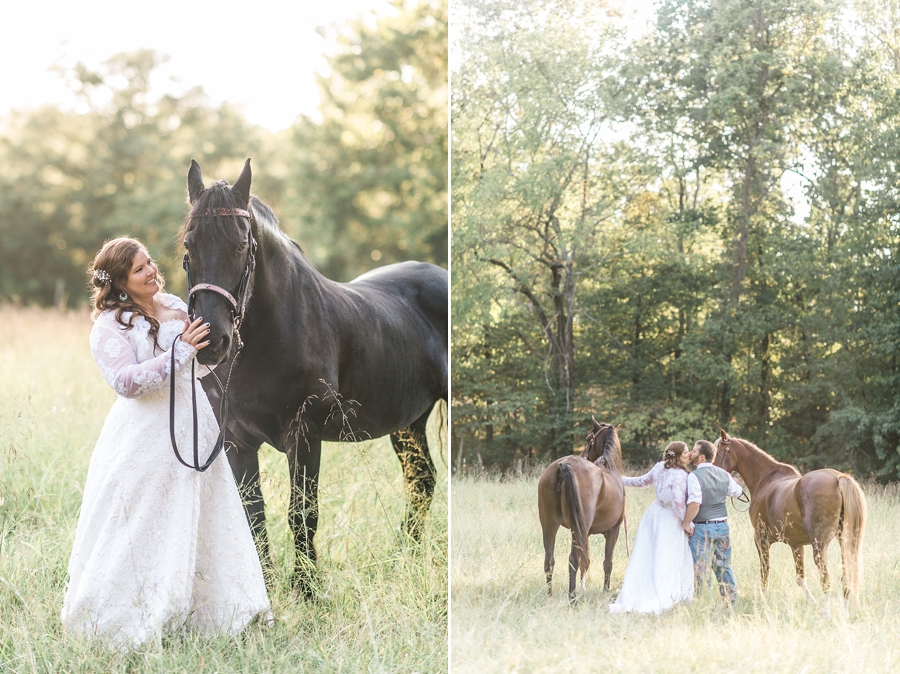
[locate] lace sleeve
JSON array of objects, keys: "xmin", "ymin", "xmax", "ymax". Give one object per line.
[
  {"xmin": 90, "ymin": 316, "xmax": 196, "ymax": 398},
  {"xmin": 670, "ymin": 470, "xmax": 688, "ymax": 521},
  {"xmin": 622, "ymin": 462, "xmax": 660, "ymax": 488}
]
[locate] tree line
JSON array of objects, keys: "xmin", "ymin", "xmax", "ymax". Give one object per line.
[
  {"xmin": 0, "ymin": 0, "xmax": 447, "ymax": 307},
  {"xmin": 451, "ymin": 0, "xmax": 900, "ymax": 478}
]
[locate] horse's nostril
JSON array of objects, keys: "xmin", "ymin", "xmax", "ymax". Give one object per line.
[{"xmin": 212, "ymin": 333, "xmax": 230, "ymax": 353}]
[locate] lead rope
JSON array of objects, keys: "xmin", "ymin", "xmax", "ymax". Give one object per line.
[
  {"xmin": 623, "ymin": 510, "xmax": 630, "ymax": 557},
  {"xmin": 168, "ymin": 326, "xmax": 244, "ymax": 471},
  {"xmin": 730, "ymin": 490, "xmax": 751, "ymax": 512}
]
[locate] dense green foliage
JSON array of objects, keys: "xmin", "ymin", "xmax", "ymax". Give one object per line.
[
  {"xmin": 0, "ymin": 0, "xmax": 447, "ymax": 306},
  {"xmin": 452, "ymin": 0, "xmax": 900, "ymax": 476}
]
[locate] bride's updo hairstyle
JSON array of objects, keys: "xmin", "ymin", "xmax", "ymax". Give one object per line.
[
  {"xmin": 663, "ymin": 441, "xmax": 689, "ymax": 471},
  {"xmin": 88, "ymin": 237, "xmax": 166, "ymax": 348}
]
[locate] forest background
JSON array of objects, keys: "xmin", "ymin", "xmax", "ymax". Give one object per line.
[
  {"xmin": 0, "ymin": 0, "xmax": 447, "ymax": 306},
  {"xmin": 451, "ymin": 0, "xmax": 900, "ymax": 478}
]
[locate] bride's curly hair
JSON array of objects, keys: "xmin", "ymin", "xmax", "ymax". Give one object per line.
[
  {"xmin": 87, "ymin": 237, "xmax": 166, "ymax": 349},
  {"xmin": 663, "ymin": 441, "xmax": 689, "ymax": 472}
]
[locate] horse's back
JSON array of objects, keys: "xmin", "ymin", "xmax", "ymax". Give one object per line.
[
  {"xmin": 344, "ymin": 261, "xmax": 448, "ymax": 360},
  {"xmin": 538, "ymin": 457, "xmax": 612, "ymax": 532},
  {"xmin": 349, "ymin": 261, "xmax": 447, "ymax": 316}
]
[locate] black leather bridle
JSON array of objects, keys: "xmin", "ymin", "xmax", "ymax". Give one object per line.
[
  {"xmin": 169, "ymin": 207, "xmax": 257, "ymax": 472},
  {"xmin": 714, "ymin": 435, "xmax": 751, "ymax": 512}
]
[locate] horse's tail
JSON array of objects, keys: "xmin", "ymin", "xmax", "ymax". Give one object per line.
[
  {"xmin": 434, "ymin": 399, "xmax": 448, "ymax": 466},
  {"xmin": 838, "ymin": 474, "xmax": 867, "ymax": 604},
  {"xmin": 556, "ymin": 461, "xmax": 589, "ymax": 576}
]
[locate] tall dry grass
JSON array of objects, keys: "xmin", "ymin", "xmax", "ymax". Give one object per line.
[
  {"xmin": 451, "ymin": 469, "xmax": 900, "ymax": 673},
  {"xmin": 0, "ymin": 306, "xmax": 447, "ymax": 673}
]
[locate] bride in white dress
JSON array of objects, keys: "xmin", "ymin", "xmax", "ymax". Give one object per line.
[
  {"xmin": 609, "ymin": 441, "xmax": 694, "ymax": 614},
  {"xmin": 61, "ymin": 237, "xmax": 271, "ymax": 648}
]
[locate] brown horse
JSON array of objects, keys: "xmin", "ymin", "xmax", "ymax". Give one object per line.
[
  {"xmin": 714, "ymin": 430, "xmax": 867, "ymax": 613},
  {"xmin": 538, "ymin": 418, "xmax": 625, "ymax": 604}
]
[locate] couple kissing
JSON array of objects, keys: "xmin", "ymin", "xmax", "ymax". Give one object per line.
[{"xmin": 609, "ymin": 439, "xmax": 742, "ymax": 614}]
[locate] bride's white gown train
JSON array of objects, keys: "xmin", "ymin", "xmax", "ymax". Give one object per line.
[
  {"xmin": 61, "ymin": 293, "xmax": 270, "ymax": 648},
  {"xmin": 609, "ymin": 461, "xmax": 694, "ymax": 614}
]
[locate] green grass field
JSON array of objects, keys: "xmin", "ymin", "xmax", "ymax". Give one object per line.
[
  {"xmin": 451, "ymin": 469, "xmax": 900, "ymax": 673},
  {"xmin": 0, "ymin": 307, "xmax": 448, "ymax": 673}
]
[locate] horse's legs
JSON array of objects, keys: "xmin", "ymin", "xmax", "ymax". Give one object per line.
[
  {"xmin": 286, "ymin": 435, "xmax": 323, "ymax": 598},
  {"xmin": 542, "ymin": 523, "xmax": 559, "ymax": 596},
  {"xmin": 390, "ymin": 408, "xmax": 437, "ymax": 541},
  {"xmin": 226, "ymin": 442, "xmax": 272, "ymax": 581},
  {"xmin": 754, "ymin": 526, "xmax": 771, "ymax": 591},
  {"xmin": 812, "ymin": 538, "xmax": 834, "ymax": 619},
  {"xmin": 568, "ymin": 539, "xmax": 581, "ymax": 605},
  {"xmin": 602, "ymin": 525, "xmax": 621, "ymax": 592},
  {"xmin": 790, "ymin": 544, "xmax": 816, "ymax": 603}
]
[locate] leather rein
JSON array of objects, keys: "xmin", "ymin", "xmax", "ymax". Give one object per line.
[{"xmin": 169, "ymin": 207, "xmax": 257, "ymax": 472}]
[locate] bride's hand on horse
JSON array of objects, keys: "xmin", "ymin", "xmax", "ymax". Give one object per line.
[{"xmin": 180, "ymin": 316, "xmax": 211, "ymax": 350}]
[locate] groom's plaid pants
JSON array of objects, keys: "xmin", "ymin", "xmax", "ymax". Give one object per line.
[{"xmin": 689, "ymin": 520, "xmax": 737, "ymax": 602}]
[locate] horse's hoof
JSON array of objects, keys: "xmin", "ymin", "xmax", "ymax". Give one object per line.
[{"xmin": 291, "ymin": 571, "xmax": 318, "ymax": 600}]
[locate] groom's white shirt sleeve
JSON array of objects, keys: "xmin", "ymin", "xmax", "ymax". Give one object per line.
[{"xmin": 686, "ymin": 471, "xmax": 702, "ymax": 505}]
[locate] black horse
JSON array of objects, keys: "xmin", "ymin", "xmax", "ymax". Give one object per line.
[{"xmin": 179, "ymin": 158, "xmax": 448, "ymax": 595}]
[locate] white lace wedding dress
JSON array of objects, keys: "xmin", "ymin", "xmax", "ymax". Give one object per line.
[
  {"xmin": 609, "ymin": 461, "xmax": 694, "ymax": 614},
  {"xmin": 61, "ymin": 293, "xmax": 271, "ymax": 648}
]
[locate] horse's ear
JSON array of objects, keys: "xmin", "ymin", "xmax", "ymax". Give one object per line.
[
  {"xmin": 591, "ymin": 415, "xmax": 601, "ymax": 430},
  {"xmin": 720, "ymin": 429, "xmax": 729, "ymax": 441},
  {"xmin": 187, "ymin": 159, "xmax": 204, "ymax": 204},
  {"xmin": 233, "ymin": 158, "xmax": 252, "ymax": 206}
]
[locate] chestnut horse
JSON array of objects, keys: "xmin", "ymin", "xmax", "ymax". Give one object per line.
[
  {"xmin": 714, "ymin": 430, "xmax": 867, "ymax": 613},
  {"xmin": 538, "ymin": 419, "xmax": 625, "ymax": 604}
]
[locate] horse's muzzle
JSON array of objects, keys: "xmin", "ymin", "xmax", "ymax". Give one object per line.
[{"xmin": 197, "ymin": 329, "xmax": 231, "ymax": 365}]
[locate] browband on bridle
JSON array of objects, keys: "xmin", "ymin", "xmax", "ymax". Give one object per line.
[{"xmin": 196, "ymin": 207, "xmax": 251, "ymax": 219}]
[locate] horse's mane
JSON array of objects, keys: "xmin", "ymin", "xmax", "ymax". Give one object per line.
[
  {"xmin": 591, "ymin": 426, "xmax": 623, "ymax": 474},
  {"xmin": 249, "ymin": 195, "xmax": 307, "ymax": 256},
  {"xmin": 718, "ymin": 436, "xmax": 801, "ymax": 477}
]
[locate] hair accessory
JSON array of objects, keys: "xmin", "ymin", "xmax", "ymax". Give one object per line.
[
  {"xmin": 93, "ymin": 269, "xmax": 111, "ymax": 286},
  {"xmin": 119, "ymin": 291, "xmax": 128, "ymax": 302}
]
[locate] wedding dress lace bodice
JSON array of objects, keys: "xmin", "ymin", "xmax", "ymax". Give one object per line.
[
  {"xmin": 89, "ymin": 293, "xmax": 213, "ymax": 399},
  {"xmin": 622, "ymin": 461, "xmax": 689, "ymax": 521}
]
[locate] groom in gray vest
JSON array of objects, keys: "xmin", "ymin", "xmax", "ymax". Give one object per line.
[{"xmin": 682, "ymin": 440, "xmax": 743, "ymax": 603}]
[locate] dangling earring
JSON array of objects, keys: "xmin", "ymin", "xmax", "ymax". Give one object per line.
[{"xmin": 119, "ymin": 291, "xmax": 128, "ymax": 302}]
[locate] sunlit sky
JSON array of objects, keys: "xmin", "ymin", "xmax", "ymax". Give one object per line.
[{"xmin": 0, "ymin": 0, "xmax": 392, "ymax": 131}]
